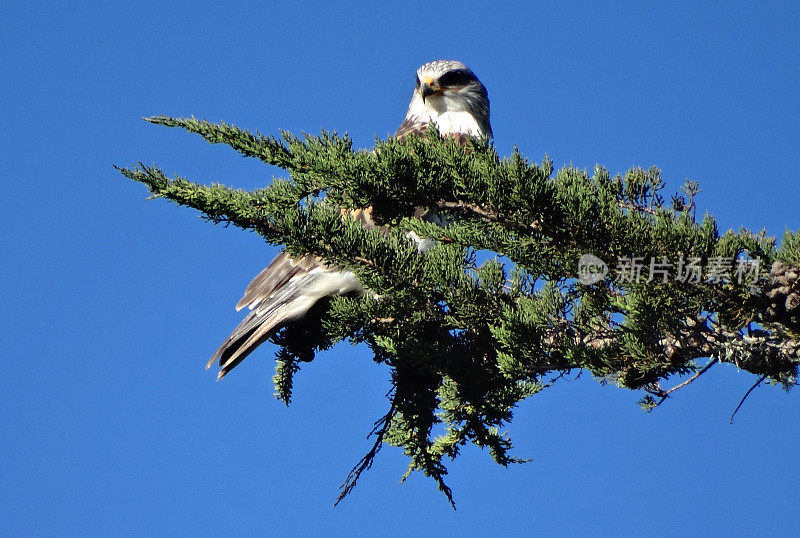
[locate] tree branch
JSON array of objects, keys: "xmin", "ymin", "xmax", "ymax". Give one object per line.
[{"xmin": 729, "ymin": 375, "xmax": 767, "ymax": 424}]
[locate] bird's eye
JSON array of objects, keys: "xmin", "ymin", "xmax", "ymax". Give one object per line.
[
  {"xmin": 415, "ymin": 75, "xmax": 421, "ymax": 88},
  {"xmin": 438, "ymin": 70, "xmax": 474, "ymax": 88}
]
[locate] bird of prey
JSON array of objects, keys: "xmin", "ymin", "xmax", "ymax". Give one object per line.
[{"xmin": 207, "ymin": 60, "xmax": 493, "ymax": 379}]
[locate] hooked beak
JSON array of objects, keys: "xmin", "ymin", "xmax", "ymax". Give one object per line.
[{"xmin": 419, "ymin": 78, "xmax": 438, "ymax": 102}]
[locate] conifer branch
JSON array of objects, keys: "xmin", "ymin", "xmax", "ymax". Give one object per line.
[
  {"xmin": 120, "ymin": 117, "xmax": 800, "ymax": 507},
  {"xmin": 145, "ymin": 116, "xmax": 295, "ymax": 168}
]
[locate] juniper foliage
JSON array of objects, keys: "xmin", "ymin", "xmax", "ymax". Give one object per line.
[{"xmin": 119, "ymin": 116, "xmax": 800, "ymax": 507}]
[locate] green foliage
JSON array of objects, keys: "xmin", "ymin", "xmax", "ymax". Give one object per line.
[
  {"xmin": 778, "ymin": 229, "xmax": 800, "ymax": 265},
  {"xmin": 119, "ymin": 116, "xmax": 799, "ymax": 507}
]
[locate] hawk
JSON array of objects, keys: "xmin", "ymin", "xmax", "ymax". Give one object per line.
[{"xmin": 208, "ymin": 60, "xmax": 493, "ymax": 379}]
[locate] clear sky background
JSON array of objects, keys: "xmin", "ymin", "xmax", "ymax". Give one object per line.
[{"xmin": 3, "ymin": 1, "xmax": 799, "ymax": 536}]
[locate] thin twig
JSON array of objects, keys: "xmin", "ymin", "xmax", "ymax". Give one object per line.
[
  {"xmin": 435, "ymin": 199, "xmax": 542, "ymax": 231},
  {"xmin": 649, "ymin": 358, "xmax": 718, "ymax": 409},
  {"xmin": 437, "ymin": 198, "xmax": 658, "ymax": 229},
  {"xmin": 663, "ymin": 358, "xmax": 718, "ymax": 397},
  {"xmin": 729, "ymin": 375, "xmax": 767, "ymax": 424},
  {"xmin": 436, "ymin": 200, "xmax": 500, "ymax": 222},
  {"xmin": 334, "ymin": 389, "xmax": 399, "ymax": 507},
  {"xmin": 619, "ymin": 200, "xmax": 658, "ymax": 215}
]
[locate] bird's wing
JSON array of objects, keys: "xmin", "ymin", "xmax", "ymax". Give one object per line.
[
  {"xmin": 208, "ymin": 252, "xmax": 363, "ymax": 379},
  {"xmin": 394, "ymin": 117, "xmax": 429, "ymax": 139},
  {"xmin": 235, "ymin": 252, "xmax": 319, "ymax": 311},
  {"xmin": 394, "ymin": 119, "xmax": 474, "ymax": 148},
  {"xmin": 235, "ymin": 207, "xmax": 380, "ymax": 314},
  {"xmin": 209, "ymin": 208, "xmax": 385, "ymax": 378}
]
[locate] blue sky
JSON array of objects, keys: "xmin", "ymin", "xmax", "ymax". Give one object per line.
[{"xmin": 3, "ymin": 1, "xmax": 799, "ymax": 535}]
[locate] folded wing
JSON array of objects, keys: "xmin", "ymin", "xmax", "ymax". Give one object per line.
[{"xmin": 207, "ymin": 253, "xmax": 363, "ymax": 379}]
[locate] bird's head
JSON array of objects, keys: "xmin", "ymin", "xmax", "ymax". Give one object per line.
[
  {"xmin": 400, "ymin": 59, "xmax": 492, "ymax": 138},
  {"xmin": 415, "ymin": 60, "xmax": 487, "ymax": 108}
]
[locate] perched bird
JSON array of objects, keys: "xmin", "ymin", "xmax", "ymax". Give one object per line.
[{"xmin": 208, "ymin": 60, "xmax": 493, "ymax": 379}]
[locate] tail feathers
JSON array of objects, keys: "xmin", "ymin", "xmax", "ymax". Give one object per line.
[
  {"xmin": 209, "ymin": 252, "xmax": 363, "ymax": 379},
  {"xmin": 207, "ymin": 303, "xmax": 289, "ymax": 380},
  {"xmin": 208, "ymin": 252, "xmax": 323, "ymax": 379}
]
